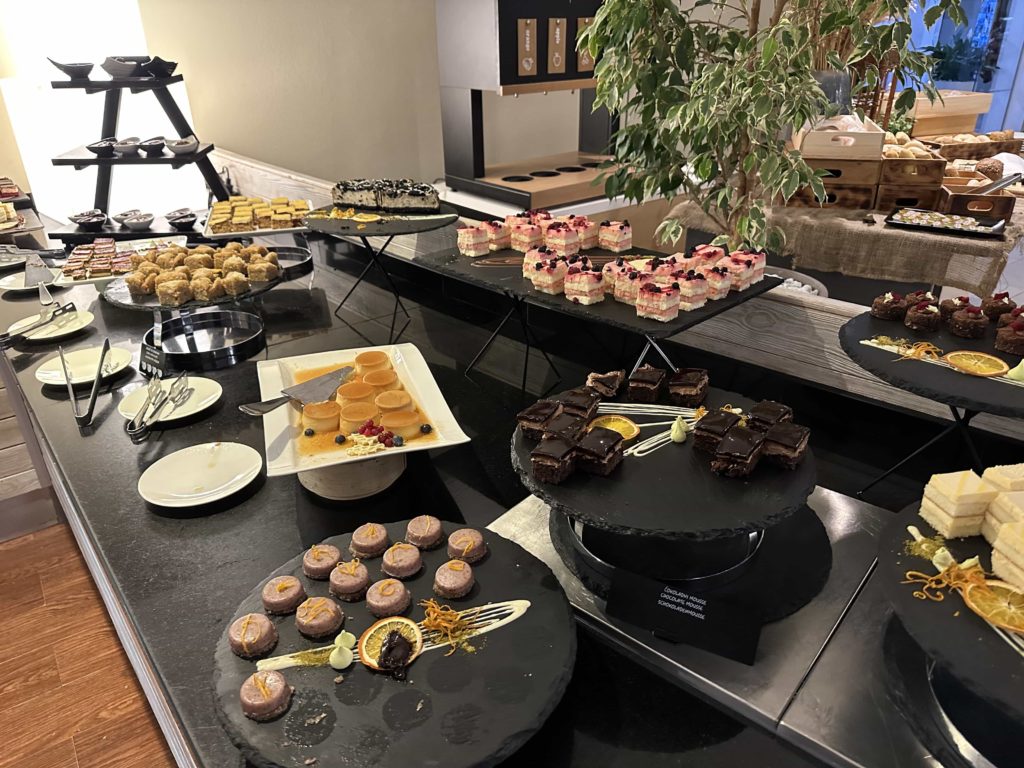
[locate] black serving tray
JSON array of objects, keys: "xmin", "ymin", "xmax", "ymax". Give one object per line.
[
  {"xmin": 303, "ymin": 202, "xmax": 459, "ymax": 238},
  {"xmin": 883, "ymin": 208, "xmax": 1006, "ymax": 239},
  {"xmin": 142, "ymin": 308, "xmax": 265, "ymax": 373}
]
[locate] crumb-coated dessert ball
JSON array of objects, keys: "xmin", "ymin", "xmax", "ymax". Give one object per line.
[
  {"xmin": 433, "ymin": 559, "xmax": 475, "ymax": 598},
  {"xmin": 303, "ymin": 543, "xmax": 341, "ymax": 579},
  {"xmin": 261, "ymin": 575, "xmax": 306, "ymax": 614},
  {"xmin": 228, "ymin": 613, "xmax": 278, "ymax": 659},
  {"xmin": 381, "ymin": 542, "xmax": 422, "ymax": 579},
  {"xmin": 366, "ymin": 578, "xmax": 411, "ymax": 617},
  {"xmin": 240, "ymin": 670, "xmax": 293, "ymax": 721},
  {"xmin": 329, "ymin": 559, "xmax": 370, "ymax": 601},
  {"xmin": 350, "ymin": 522, "xmax": 390, "ymax": 558},
  {"xmin": 447, "ymin": 528, "xmax": 488, "ymax": 563},
  {"xmin": 405, "ymin": 515, "xmax": 444, "ymax": 549},
  {"xmin": 295, "ymin": 597, "xmax": 344, "ymax": 639}
]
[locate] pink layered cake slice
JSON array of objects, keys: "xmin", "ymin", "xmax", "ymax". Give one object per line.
[
  {"xmin": 677, "ymin": 271, "xmax": 708, "ymax": 311},
  {"xmin": 599, "ymin": 220, "xmax": 632, "ymax": 252},
  {"xmin": 482, "ymin": 220, "xmax": 511, "ymax": 251},
  {"xmin": 602, "ymin": 257, "xmax": 630, "ymax": 293},
  {"xmin": 564, "ymin": 265, "xmax": 606, "ymax": 305},
  {"xmin": 505, "ymin": 212, "xmax": 532, "ymax": 228},
  {"xmin": 571, "ymin": 217, "xmax": 599, "ymax": 250},
  {"xmin": 523, "ymin": 245, "xmax": 557, "ymax": 277},
  {"xmin": 457, "ymin": 225, "xmax": 489, "ymax": 257},
  {"xmin": 636, "ymin": 282, "xmax": 679, "ymax": 322},
  {"xmin": 703, "ymin": 266, "xmax": 731, "ymax": 300},
  {"xmin": 614, "ymin": 268, "xmax": 642, "ymax": 305},
  {"xmin": 654, "ymin": 268, "xmax": 688, "ymax": 287},
  {"xmin": 719, "ymin": 255, "xmax": 754, "ymax": 290},
  {"xmin": 511, "ymin": 223, "xmax": 543, "ymax": 252},
  {"xmin": 690, "ymin": 243, "xmax": 726, "ymax": 273},
  {"xmin": 529, "ymin": 258, "xmax": 568, "ymax": 295},
  {"xmin": 530, "ymin": 209, "xmax": 554, "ymax": 230},
  {"xmin": 642, "ymin": 256, "xmax": 680, "ymax": 281},
  {"xmin": 544, "ymin": 221, "xmax": 581, "ymax": 257},
  {"xmin": 730, "ymin": 249, "xmax": 764, "ymax": 283},
  {"xmin": 671, "ymin": 252, "xmax": 702, "ymax": 273}
]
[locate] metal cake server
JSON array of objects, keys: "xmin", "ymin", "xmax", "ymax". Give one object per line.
[{"xmin": 238, "ymin": 365, "xmax": 353, "ymax": 416}]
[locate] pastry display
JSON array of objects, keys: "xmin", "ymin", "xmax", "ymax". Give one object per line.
[
  {"xmin": 721, "ymin": 255, "xmax": 755, "ymax": 290},
  {"xmin": 919, "ymin": 470, "xmax": 998, "ymax": 539},
  {"xmin": 763, "ymin": 422, "xmax": 811, "ymax": 469},
  {"xmin": 433, "ymin": 559, "xmax": 474, "ymax": 598},
  {"xmin": 544, "ymin": 221, "xmax": 580, "ymax": 257},
  {"xmin": 571, "ymin": 217, "xmax": 599, "ymax": 249},
  {"xmin": 302, "ymin": 543, "xmax": 341, "ymax": 579},
  {"xmin": 747, "ymin": 400, "xmax": 793, "ymax": 433},
  {"xmin": 993, "ymin": 522, "xmax": 1024, "ymax": 590},
  {"xmin": 871, "ymin": 291, "xmax": 909, "ymax": 320},
  {"xmin": 982, "ymin": 490, "xmax": 1024, "ymax": 545},
  {"xmin": 261, "ymin": 576, "xmax": 306, "ymax": 614},
  {"xmin": 208, "ymin": 196, "xmax": 308, "ymax": 234},
  {"xmin": 62, "ymin": 240, "xmax": 133, "ymax": 281},
  {"xmin": 598, "ymin": 220, "xmax": 632, "ymax": 252},
  {"xmin": 523, "ymin": 245, "xmax": 556, "ymax": 277},
  {"xmin": 881, "ymin": 130, "xmax": 939, "ymax": 159},
  {"xmin": 949, "ymin": 305, "xmax": 989, "ymax": 338},
  {"xmin": 516, "ymin": 400, "xmax": 562, "ymax": 441},
  {"xmin": 981, "ymin": 292, "xmax": 1017, "ymax": 321},
  {"xmin": 710, "ymin": 425, "xmax": 764, "ymax": 477},
  {"xmin": 482, "ymin": 220, "xmax": 511, "ymax": 251},
  {"xmin": 889, "ymin": 208, "xmax": 1000, "ymax": 234},
  {"xmin": 456, "ymin": 224, "xmax": 489, "ymax": 257},
  {"xmin": 995, "ymin": 321, "xmax": 1024, "ymax": 355},
  {"xmin": 406, "ymin": 515, "xmax": 444, "ymax": 549},
  {"xmin": 350, "ymin": 523, "xmax": 390, "ymax": 558},
  {"xmin": 295, "ymin": 596, "xmax": 344, "ymax": 638},
  {"xmin": 531, "ymin": 435, "xmax": 576, "ymax": 484},
  {"xmin": 703, "ymin": 266, "xmax": 731, "ymax": 300},
  {"xmin": 693, "ymin": 410, "xmax": 741, "ymax": 452},
  {"xmin": 575, "ymin": 426, "xmax": 624, "ymax": 476},
  {"xmin": 564, "ymin": 265, "xmax": 605, "ymax": 304},
  {"xmin": 585, "ymin": 369, "xmax": 625, "ymax": 398},
  {"xmin": 635, "ymin": 282, "xmax": 680, "ymax": 322},
  {"xmin": 329, "ymin": 560, "xmax": 370, "ymax": 601},
  {"xmin": 447, "ymin": 528, "xmax": 487, "ymax": 563},
  {"xmin": 331, "ymin": 179, "xmax": 440, "ymax": 213},
  {"xmin": 229, "ymin": 613, "xmax": 279, "ymax": 659},
  {"xmin": 627, "ymin": 364, "xmax": 666, "ymax": 403},
  {"xmin": 381, "ymin": 542, "xmax": 423, "ymax": 579},
  {"xmin": 366, "ymin": 578, "xmax": 412, "ymax": 617},
  {"xmin": 904, "ymin": 301, "xmax": 941, "ymax": 332},
  {"xmin": 667, "ymin": 368, "xmax": 709, "ymax": 407},
  {"xmin": 239, "ymin": 671, "xmax": 293, "ymax": 722}
]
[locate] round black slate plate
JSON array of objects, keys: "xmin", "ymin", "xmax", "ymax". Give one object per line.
[
  {"xmin": 304, "ymin": 203, "xmax": 459, "ymax": 238},
  {"xmin": 549, "ymin": 505, "xmax": 832, "ymax": 623},
  {"xmin": 213, "ymin": 522, "xmax": 576, "ymax": 768},
  {"xmin": 101, "ymin": 246, "xmax": 313, "ymax": 313},
  {"xmin": 877, "ymin": 506, "xmax": 1024, "ymax": 725},
  {"xmin": 839, "ymin": 311, "xmax": 1024, "ymax": 418},
  {"xmin": 512, "ymin": 388, "xmax": 817, "ymax": 540}
]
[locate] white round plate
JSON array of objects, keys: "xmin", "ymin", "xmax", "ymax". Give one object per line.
[
  {"xmin": 0, "ymin": 269, "xmax": 59, "ymax": 292},
  {"xmin": 137, "ymin": 442, "xmax": 262, "ymax": 508},
  {"xmin": 8, "ymin": 310, "xmax": 94, "ymax": 341},
  {"xmin": 117, "ymin": 376, "xmax": 222, "ymax": 423},
  {"xmin": 35, "ymin": 345, "xmax": 133, "ymax": 386},
  {"xmin": 0, "ymin": 253, "xmax": 27, "ymax": 270}
]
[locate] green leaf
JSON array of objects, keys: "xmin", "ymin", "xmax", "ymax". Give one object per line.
[
  {"xmin": 761, "ymin": 37, "xmax": 778, "ymax": 65},
  {"xmin": 924, "ymin": 5, "xmax": 945, "ymax": 27},
  {"xmin": 781, "ymin": 172, "xmax": 800, "ymax": 200}
]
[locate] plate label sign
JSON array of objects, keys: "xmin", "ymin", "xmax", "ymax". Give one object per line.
[
  {"xmin": 577, "ymin": 17, "xmax": 595, "ymax": 72},
  {"xmin": 139, "ymin": 342, "xmax": 167, "ymax": 378},
  {"xmin": 548, "ymin": 18, "xmax": 567, "ymax": 74},
  {"xmin": 518, "ymin": 18, "xmax": 536, "ymax": 76}
]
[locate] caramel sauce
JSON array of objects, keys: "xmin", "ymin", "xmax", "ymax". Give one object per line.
[{"xmin": 293, "ymin": 362, "xmax": 352, "ymax": 385}]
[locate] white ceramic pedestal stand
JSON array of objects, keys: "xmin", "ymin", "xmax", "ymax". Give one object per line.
[{"xmin": 297, "ymin": 453, "xmax": 407, "ymax": 500}]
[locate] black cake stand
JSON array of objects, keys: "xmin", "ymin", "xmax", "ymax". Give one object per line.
[
  {"xmin": 839, "ymin": 311, "xmax": 1024, "ymax": 493},
  {"xmin": 877, "ymin": 506, "xmax": 1024, "ymax": 728},
  {"xmin": 213, "ymin": 521, "xmax": 576, "ymax": 768}
]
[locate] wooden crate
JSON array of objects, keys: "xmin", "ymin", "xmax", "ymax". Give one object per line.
[
  {"xmin": 920, "ymin": 136, "xmax": 1023, "ymax": 160},
  {"xmin": 941, "ymin": 178, "xmax": 1017, "ymax": 225},
  {"xmin": 805, "ymin": 158, "xmax": 881, "ymax": 185},
  {"xmin": 879, "ymin": 155, "xmax": 946, "ymax": 186},
  {"xmin": 911, "ymin": 91, "xmax": 992, "ymax": 138},
  {"xmin": 790, "ymin": 184, "xmax": 876, "ymax": 210},
  {"xmin": 875, "ymin": 184, "xmax": 941, "ymax": 211},
  {"xmin": 794, "ymin": 117, "xmax": 885, "ymax": 161}
]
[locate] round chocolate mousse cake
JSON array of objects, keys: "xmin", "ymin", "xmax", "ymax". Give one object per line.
[
  {"xmin": 433, "ymin": 559, "xmax": 475, "ymax": 598},
  {"xmin": 405, "ymin": 514, "xmax": 444, "ymax": 549},
  {"xmin": 939, "ymin": 295, "xmax": 971, "ymax": 323},
  {"xmin": 302, "ymin": 543, "xmax": 341, "ymax": 580},
  {"xmin": 949, "ymin": 306, "xmax": 989, "ymax": 339},
  {"xmin": 329, "ymin": 559, "xmax": 370, "ymax": 601},
  {"xmin": 999, "ymin": 307, "xmax": 1024, "ymax": 328},
  {"xmin": 228, "ymin": 613, "xmax": 278, "ymax": 659},
  {"xmin": 294, "ymin": 596, "xmax": 344, "ymax": 639},
  {"xmin": 447, "ymin": 528, "xmax": 487, "ymax": 563},
  {"xmin": 350, "ymin": 522, "xmax": 390, "ymax": 558},
  {"xmin": 261, "ymin": 575, "xmax": 306, "ymax": 614},
  {"xmin": 982, "ymin": 291, "xmax": 1017, "ymax": 322},
  {"xmin": 366, "ymin": 578, "xmax": 411, "ymax": 617},
  {"xmin": 239, "ymin": 670, "xmax": 293, "ymax": 722},
  {"xmin": 995, "ymin": 321, "xmax": 1024, "ymax": 356},
  {"xmin": 904, "ymin": 301, "xmax": 941, "ymax": 332},
  {"xmin": 381, "ymin": 542, "xmax": 423, "ymax": 579}
]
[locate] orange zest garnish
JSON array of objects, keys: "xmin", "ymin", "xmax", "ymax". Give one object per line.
[
  {"xmin": 366, "ymin": 524, "xmax": 377, "ymax": 537},
  {"xmin": 447, "ymin": 561, "xmax": 465, "ymax": 571},
  {"xmin": 310, "ymin": 545, "xmax": 324, "ymax": 560},
  {"xmin": 253, "ymin": 672, "xmax": 272, "ymax": 701},
  {"xmin": 275, "ymin": 579, "xmax": 292, "ymax": 593},
  {"xmin": 337, "ymin": 559, "xmax": 360, "ymax": 576},
  {"xmin": 453, "ymin": 534, "xmax": 474, "ymax": 557},
  {"xmin": 419, "ymin": 599, "xmax": 478, "ymax": 656},
  {"xmin": 902, "ymin": 562, "xmax": 987, "ymax": 601},
  {"xmin": 239, "ymin": 615, "xmax": 253, "ymax": 653},
  {"xmin": 379, "ymin": 580, "xmax": 397, "ymax": 597},
  {"xmin": 896, "ymin": 342, "xmax": 943, "ymax": 361},
  {"xmin": 417, "ymin": 517, "xmax": 430, "ymax": 534},
  {"xmin": 300, "ymin": 597, "xmax": 329, "ymax": 621}
]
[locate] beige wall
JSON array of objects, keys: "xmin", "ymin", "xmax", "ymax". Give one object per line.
[
  {"xmin": 0, "ymin": 91, "xmax": 27, "ymax": 190},
  {"xmin": 137, "ymin": 0, "xmax": 582, "ymax": 184}
]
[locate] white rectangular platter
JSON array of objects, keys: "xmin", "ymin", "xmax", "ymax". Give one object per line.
[
  {"xmin": 257, "ymin": 343, "xmax": 470, "ymax": 477},
  {"xmin": 202, "ymin": 201, "xmax": 313, "ymax": 240}
]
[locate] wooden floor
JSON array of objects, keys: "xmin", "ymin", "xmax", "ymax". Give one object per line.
[{"xmin": 0, "ymin": 524, "xmax": 175, "ymax": 768}]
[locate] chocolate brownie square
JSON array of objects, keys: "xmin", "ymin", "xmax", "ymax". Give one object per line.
[
  {"xmin": 710, "ymin": 426, "xmax": 764, "ymax": 477},
  {"xmin": 585, "ymin": 370, "xmax": 625, "ymax": 398},
  {"xmin": 747, "ymin": 401, "xmax": 793, "ymax": 433},
  {"xmin": 555, "ymin": 388, "xmax": 601, "ymax": 420},
  {"xmin": 542, "ymin": 413, "xmax": 587, "ymax": 442},
  {"xmin": 763, "ymin": 422, "xmax": 810, "ymax": 469},
  {"xmin": 627, "ymin": 364, "xmax": 665, "ymax": 403},
  {"xmin": 530, "ymin": 436, "xmax": 576, "ymax": 484},
  {"xmin": 693, "ymin": 411, "xmax": 741, "ymax": 452},
  {"xmin": 667, "ymin": 368, "xmax": 709, "ymax": 407},
  {"xmin": 575, "ymin": 426, "xmax": 624, "ymax": 476},
  {"xmin": 516, "ymin": 400, "xmax": 562, "ymax": 441}
]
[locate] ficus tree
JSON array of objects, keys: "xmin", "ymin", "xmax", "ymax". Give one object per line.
[{"xmin": 579, "ymin": 0, "xmax": 965, "ymax": 252}]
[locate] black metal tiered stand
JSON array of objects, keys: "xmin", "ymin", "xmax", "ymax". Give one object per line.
[
  {"xmin": 838, "ymin": 311, "xmax": 1024, "ymax": 498},
  {"xmin": 877, "ymin": 507, "xmax": 1024, "ymax": 768},
  {"xmin": 48, "ymin": 73, "xmax": 229, "ymax": 246},
  {"xmin": 512, "ymin": 388, "xmax": 830, "ymax": 630}
]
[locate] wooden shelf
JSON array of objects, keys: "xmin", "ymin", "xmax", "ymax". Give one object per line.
[
  {"xmin": 51, "ymin": 143, "xmax": 214, "ymax": 170},
  {"xmin": 50, "ymin": 75, "xmax": 184, "ymax": 92}
]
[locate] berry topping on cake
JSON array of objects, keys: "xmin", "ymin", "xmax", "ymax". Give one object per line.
[
  {"xmin": 615, "ymin": 257, "xmax": 625, "ymax": 266},
  {"xmin": 628, "ymin": 272, "xmax": 638, "ymax": 281},
  {"xmin": 567, "ymin": 266, "xmax": 582, "ymax": 275},
  {"xmin": 534, "ymin": 262, "xmax": 543, "ymax": 270},
  {"xmin": 956, "ymin": 296, "xmax": 969, "ymax": 304},
  {"xmin": 671, "ymin": 282, "xmax": 680, "ymax": 289},
  {"xmin": 641, "ymin": 283, "xmax": 661, "ymax": 293},
  {"xmin": 995, "ymin": 291, "xmax": 1010, "ymax": 300},
  {"xmin": 965, "ymin": 305, "xmax": 983, "ymax": 315},
  {"xmin": 1011, "ymin": 320, "xmax": 1024, "ymax": 331}
]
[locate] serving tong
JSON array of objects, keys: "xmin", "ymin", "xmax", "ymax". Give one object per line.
[
  {"xmin": 126, "ymin": 372, "xmax": 190, "ymax": 441},
  {"xmin": 59, "ymin": 338, "xmax": 110, "ymax": 428},
  {"xmin": 0, "ymin": 281, "xmax": 79, "ymax": 349}
]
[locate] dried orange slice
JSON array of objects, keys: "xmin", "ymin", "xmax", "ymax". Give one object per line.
[
  {"xmin": 587, "ymin": 415, "xmax": 639, "ymax": 441},
  {"xmin": 943, "ymin": 351, "xmax": 1009, "ymax": 378},
  {"xmin": 962, "ymin": 580, "xmax": 1024, "ymax": 633},
  {"xmin": 357, "ymin": 616, "xmax": 423, "ymax": 671}
]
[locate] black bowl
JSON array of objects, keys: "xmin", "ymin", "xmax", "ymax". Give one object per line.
[
  {"xmin": 144, "ymin": 57, "xmax": 178, "ymax": 78},
  {"xmin": 47, "ymin": 58, "xmax": 94, "ymax": 80},
  {"xmin": 140, "ymin": 136, "xmax": 165, "ymax": 156},
  {"xmin": 86, "ymin": 139, "xmax": 116, "ymax": 158},
  {"xmin": 76, "ymin": 215, "xmax": 107, "ymax": 232},
  {"xmin": 168, "ymin": 213, "xmax": 197, "ymax": 231}
]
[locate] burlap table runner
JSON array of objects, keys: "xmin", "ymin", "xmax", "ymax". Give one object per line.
[{"xmin": 664, "ymin": 201, "xmax": 1023, "ymax": 296}]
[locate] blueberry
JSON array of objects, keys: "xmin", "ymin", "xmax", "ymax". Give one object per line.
[
  {"xmin": 334, "ymin": 434, "xmax": 346, "ymax": 445},
  {"xmin": 420, "ymin": 424, "xmax": 433, "ymax": 434},
  {"xmin": 304, "ymin": 428, "xmax": 315, "ymax": 437},
  {"xmin": 393, "ymin": 435, "xmax": 405, "ymax": 447}
]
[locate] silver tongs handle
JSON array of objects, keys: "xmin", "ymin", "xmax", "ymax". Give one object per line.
[{"xmin": 238, "ymin": 395, "xmax": 293, "ymax": 416}]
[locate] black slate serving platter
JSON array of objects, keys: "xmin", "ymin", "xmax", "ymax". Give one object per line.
[
  {"xmin": 512, "ymin": 388, "xmax": 816, "ymax": 540},
  {"xmin": 214, "ymin": 522, "xmax": 576, "ymax": 768},
  {"xmin": 840, "ymin": 311, "xmax": 1024, "ymax": 418},
  {"xmin": 877, "ymin": 506, "xmax": 1024, "ymax": 726},
  {"xmin": 304, "ymin": 203, "xmax": 459, "ymax": 238},
  {"xmin": 102, "ymin": 246, "xmax": 313, "ymax": 313},
  {"xmin": 883, "ymin": 207, "xmax": 1006, "ymax": 239}
]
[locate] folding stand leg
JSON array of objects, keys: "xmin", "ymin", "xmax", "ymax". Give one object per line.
[
  {"xmin": 517, "ymin": 299, "xmax": 561, "ymax": 385},
  {"xmin": 465, "ymin": 304, "xmax": 517, "ymax": 376},
  {"xmin": 630, "ymin": 334, "xmax": 677, "ymax": 375},
  {"xmin": 331, "ymin": 235, "xmax": 411, "ymax": 343},
  {"xmin": 950, "ymin": 407, "xmax": 982, "ymax": 472}
]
